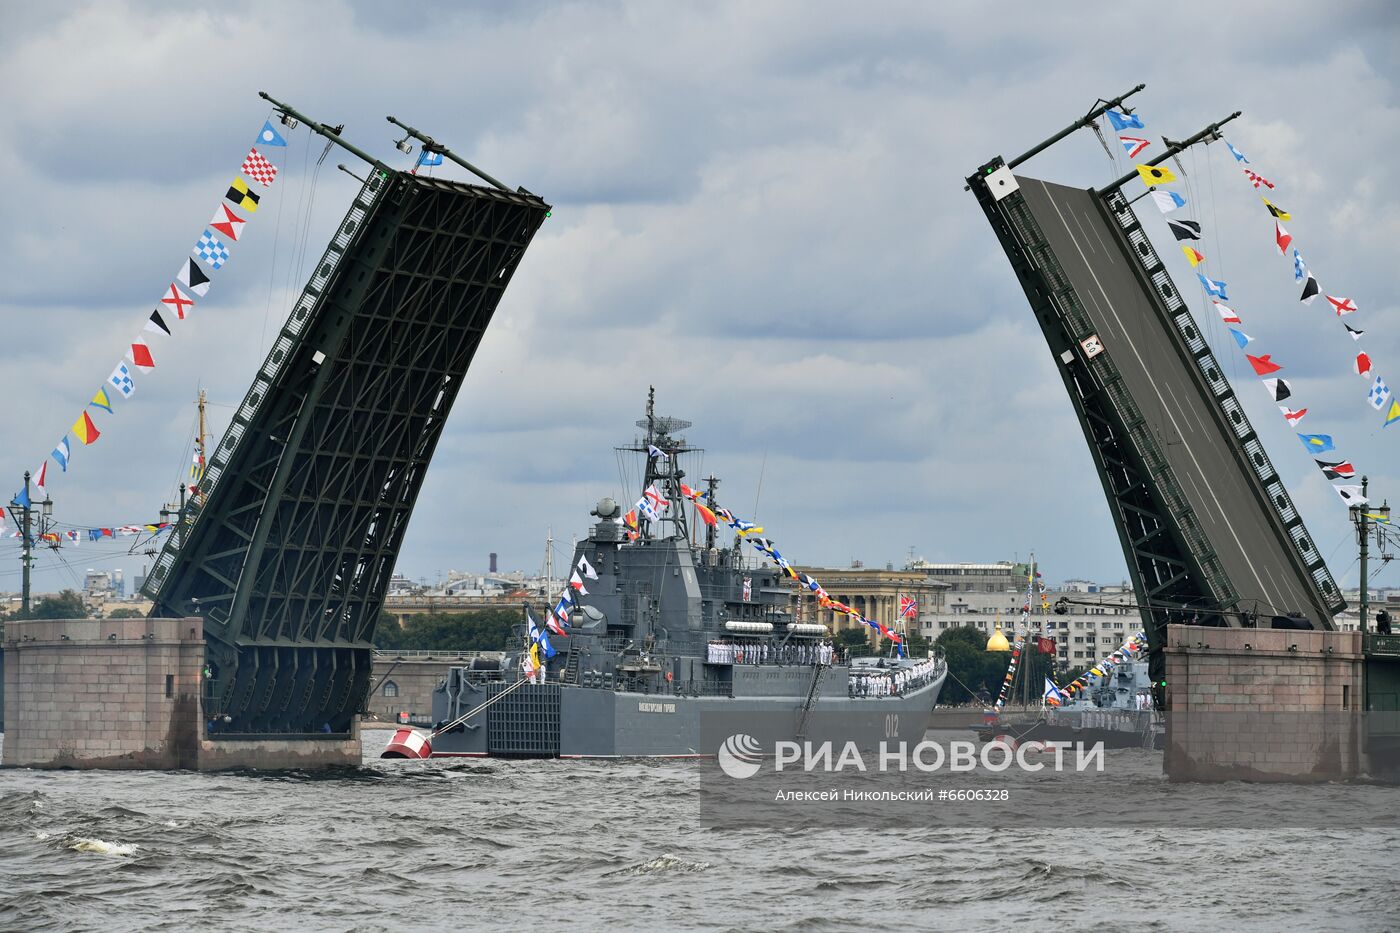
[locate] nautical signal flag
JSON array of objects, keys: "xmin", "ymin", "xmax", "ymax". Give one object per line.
[
  {"xmin": 1335, "ymin": 485, "xmax": 1367, "ymax": 507},
  {"xmin": 1197, "ymin": 273, "xmax": 1229, "ymax": 300},
  {"xmin": 209, "ymin": 204, "xmax": 246, "ymax": 242},
  {"xmin": 145, "ymin": 309, "xmax": 172, "ymax": 337},
  {"xmin": 71, "ymin": 411, "xmax": 101, "ymax": 446},
  {"xmin": 1355, "ymin": 352, "xmax": 1373, "ymax": 378},
  {"xmin": 108, "ymin": 363, "xmax": 135, "ymax": 398},
  {"xmin": 1300, "ymin": 274, "xmax": 1320, "ymax": 305},
  {"xmin": 1215, "ymin": 302, "xmax": 1242, "ymax": 324},
  {"xmin": 899, "ymin": 595, "xmax": 918, "ymax": 619},
  {"xmin": 1264, "ymin": 378, "xmax": 1292, "ymax": 401},
  {"xmin": 1327, "ymin": 295, "xmax": 1358, "ymax": 316},
  {"xmin": 1385, "ymin": 399, "xmax": 1400, "ymax": 428},
  {"xmin": 1107, "ymin": 109, "xmax": 1144, "ymax": 131},
  {"xmin": 1293, "ymin": 250, "xmax": 1307, "ymax": 284},
  {"xmin": 1226, "ymin": 141, "xmax": 1249, "ymax": 163},
  {"xmin": 241, "ymin": 148, "xmax": 278, "ymax": 186},
  {"xmin": 1298, "ymin": 433, "xmax": 1335, "ymax": 454},
  {"xmin": 416, "ymin": 149, "xmax": 444, "ymax": 168},
  {"xmin": 1244, "ymin": 169, "xmax": 1274, "ymax": 190},
  {"xmin": 52, "ymin": 437, "xmax": 71, "ymax": 472},
  {"xmin": 1247, "ymin": 354, "xmax": 1283, "ymax": 376},
  {"xmin": 1136, "ymin": 163, "xmax": 1177, "ymax": 186},
  {"xmin": 1275, "ymin": 222, "xmax": 1292, "ymax": 255},
  {"xmin": 1167, "ymin": 219, "xmax": 1202, "ymax": 241},
  {"xmin": 226, "ymin": 177, "xmax": 260, "ymax": 212},
  {"xmin": 577, "ymin": 555, "xmax": 599, "ymax": 580},
  {"xmin": 1280, "ymin": 406, "xmax": 1308, "ymax": 425},
  {"xmin": 1369, "ymin": 376, "xmax": 1391, "ymax": 410},
  {"xmin": 257, "ymin": 120, "xmax": 288, "ymax": 147},
  {"xmin": 126, "ymin": 338, "xmax": 155, "ymax": 373},
  {"xmin": 1316, "ymin": 459, "xmax": 1357, "ymax": 480},
  {"xmin": 1119, "ymin": 135, "xmax": 1150, "ymax": 158},
  {"xmin": 695, "ymin": 502, "xmax": 718, "ymax": 526},
  {"xmin": 1230, "ymin": 329, "xmax": 1253, "ymax": 349},
  {"xmin": 569, "ymin": 570, "xmax": 588, "ymax": 595},
  {"xmin": 89, "ymin": 387, "xmax": 114, "ymax": 413},
  {"xmin": 177, "ymin": 257, "xmax": 211, "ymax": 297},
  {"xmin": 1182, "ymin": 245, "xmax": 1205, "ymax": 267},
  {"xmin": 1345, "ymin": 323, "xmax": 1365, "ymax": 341},
  {"xmin": 33, "ymin": 461, "xmax": 48, "ymax": 499},
  {"xmin": 161, "ymin": 283, "xmax": 194, "ymax": 319},
  {"xmin": 1151, "ymin": 190, "xmax": 1187, "ymax": 213},
  {"xmin": 195, "ymin": 230, "xmax": 230, "ymax": 271},
  {"xmin": 1261, "ymin": 198, "xmax": 1291, "ymax": 221}
]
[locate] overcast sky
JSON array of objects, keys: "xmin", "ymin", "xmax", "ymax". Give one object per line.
[{"xmin": 2, "ymin": 1, "xmax": 1398, "ymax": 598}]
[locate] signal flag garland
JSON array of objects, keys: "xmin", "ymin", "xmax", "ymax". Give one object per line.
[
  {"xmin": 1131, "ymin": 119, "xmax": 1377, "ymax": 512},
  {"xmin": 12, "ymin": 117, "xmax": 291, "ymax": 505}
]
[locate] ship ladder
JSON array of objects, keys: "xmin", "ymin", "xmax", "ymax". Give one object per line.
[
  {"xmin": 563, "ymin": 649, "xmax": 582, "ymax": 685},
  {"xmin": 795, "ymin": 664, "xmax": 826, "ymax": 740}
]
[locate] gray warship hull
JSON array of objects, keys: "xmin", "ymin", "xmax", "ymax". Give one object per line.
[{"xmin": 426, "ymin": 666, "xmax": 946, "ymax": 758}]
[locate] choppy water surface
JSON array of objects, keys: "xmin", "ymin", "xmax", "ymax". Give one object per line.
[{"xmin": 2, "ymin": 730, "xmax": 1397, "ymax": 932}]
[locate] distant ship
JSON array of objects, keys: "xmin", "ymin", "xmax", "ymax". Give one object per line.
[
  {"xmin": 383, "ymin": 394, "xmax": 946, "ymax": 758},
  {"xmin": 977, "ymin": 660, "xmax": 1162, "ymax": 750}
]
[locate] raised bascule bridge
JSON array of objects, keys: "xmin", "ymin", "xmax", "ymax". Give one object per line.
[
  {"xmin": 967, "ymin": 86, "xmax": 1345, "ymax": 707},
  {"xmin": 140, "ymin": 95, "xmax": 550, "ymax": 742}
]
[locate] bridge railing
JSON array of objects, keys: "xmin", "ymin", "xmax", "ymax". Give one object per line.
[
  {"xmin": 144, "ymin": 171, "xmax": 392, "ymax": 603},
  {"xmin": 1101, "ymin": 189, "xmax": 1343, "ymax": 613}
]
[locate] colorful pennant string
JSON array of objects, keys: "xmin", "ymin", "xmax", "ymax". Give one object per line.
[{"xmin": 13, "ymin": 117, "xmax": 290, "ymax": 505}]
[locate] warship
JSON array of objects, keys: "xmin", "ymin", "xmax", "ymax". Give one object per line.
[
  {"xmin": 977, "ymin": 660, "xmax": 1162, "ymax": 750},
  {"xmin": 383, "ymin": 394, "xmax": 946, "ymax": 758}
]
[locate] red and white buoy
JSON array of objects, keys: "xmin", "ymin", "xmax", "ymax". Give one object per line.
[{"xmin": 380, "ymin": 727, "xmax": 433, "ymax": 759}]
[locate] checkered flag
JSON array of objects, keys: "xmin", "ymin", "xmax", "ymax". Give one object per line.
[
  {"xmin": 242, "ymin": 148, "xmax": 278, "ymax": 187},
  {"xmin": 194, "ymin": 230, "xmax": 230, "ymax": 270}
]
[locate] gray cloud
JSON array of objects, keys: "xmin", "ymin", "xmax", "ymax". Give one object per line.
[{"xmin": 3, "ymin": 0, "xmax": 1399, "ymax": 597}]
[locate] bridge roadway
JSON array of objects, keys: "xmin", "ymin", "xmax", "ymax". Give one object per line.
[{"xmin": 1015, "ymin": 175, "xmax": 1323, "ymax": 623}]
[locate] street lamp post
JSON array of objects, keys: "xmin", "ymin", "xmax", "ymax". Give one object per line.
[{"xmin": 9, "ymin": 471, "xmax": 55, "ymax": 616}]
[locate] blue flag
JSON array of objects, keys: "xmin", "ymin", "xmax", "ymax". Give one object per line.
[
  {"xmin": 1106, "ymin": 109, "xmax": 1143, "ymax": 131},
  {"xmin": 52, "ymin": 438, "xmax": 71, "ymax": 473},
  {"xmin": 257, "ymin": 120, "xmax": 288, "ymax": 147},
  {"xmin": 1226, "ymin": 141, "xmax": 1249, "ymax": 163},
  {"xmin": 416, "ymin": 150, "xmax": 443, "ymax": 167},
  {"xmin": 1197, "ymin": 273, "xmax": 1229, "ymax": 300},
  {"xmin": 1229, "ymin": 329, "xmax": 1252, "ymax": 349},
  {"xmin": 1293, "ymin": 249, "xmax": 1307, "ymax": 284},
  {"xmin": 13, "ymin": 486, "xmax": 30, "ymax": 508},
  {"xmin": 538, "ymin": 628, "xmax": 556, "ymax": 659},
  {"xmin": 1298, "ymin": 433, "xmax": 1336, "ymax": 454}
]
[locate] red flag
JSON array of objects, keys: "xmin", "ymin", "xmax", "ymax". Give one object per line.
[
  {"xmin": 1275, "ymin": 221, "xmax": 1292, "ymax": 255},
  {"xmin": 1247, "ymin": 354, "xmax": 1283, "ymax": 376},
  {"xmin": 1356, "ymin": 352, "xmax": 1373, "ymax": 377},
  {"xmin": 127, "ymin": 338, "xmax": 155, "ymax": 372},
  {"xmin": 1279, "ymin": 406, "xmax": 1309, "ymax": 424}
]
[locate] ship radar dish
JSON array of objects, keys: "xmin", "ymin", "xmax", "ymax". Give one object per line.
[{"xmin": 637, "ymin": 415, "xmax": 692, "ymax": 435}]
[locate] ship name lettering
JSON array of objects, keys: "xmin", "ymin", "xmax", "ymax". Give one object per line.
[{"xmin": 638, "ymin": 702, "xmax": 676, "ymax": 713}]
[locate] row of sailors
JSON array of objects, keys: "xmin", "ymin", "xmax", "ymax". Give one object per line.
[
  {"xmin": 848, "ymin": 657, "xmax": 941, "ymax": 698},
  {"xmin": 706, "ymin": 640, "xmax": 836, "ymax": 666}
]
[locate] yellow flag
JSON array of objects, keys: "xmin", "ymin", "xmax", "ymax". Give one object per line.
[
  {"xmin": 530, "ymin": 642, "xmax": 541, "ymax": 669},
  {"xmin": 1262, "ymin": 198, "xmax": 1292, "ymax": 221},
  {"xmin": 1136, "ymin": 163, "xmax": 1177, "ymax": 186},
  {"xmin": 1181, "ymin": 245, "xmax": 1205, "ymax": 267},
  {"xmin": 1385, "ymin": 398, "xmax": 1400, "ymax": 428}
]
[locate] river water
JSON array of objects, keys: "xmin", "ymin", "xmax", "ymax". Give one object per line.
[{"xmin": 1, "ymin": 729, "xmax": 1397, "ymax": 932}]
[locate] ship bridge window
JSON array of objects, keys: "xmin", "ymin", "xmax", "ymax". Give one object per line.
[{"xmin": 382, "ymin": 680, "xmax": 400, "ymax": 698}]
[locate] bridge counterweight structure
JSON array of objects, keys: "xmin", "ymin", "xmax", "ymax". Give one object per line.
[
  {"xmin": 144, "ymin": 135, "xmax": 549, "ymax": 735},
  {"xmin": 969, "ymin": 109, "xmax": 1343, "ymax": 702}
]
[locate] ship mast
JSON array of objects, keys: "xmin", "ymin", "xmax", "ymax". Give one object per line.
[
  {"xmin": 193, "ymin": 389, "xmax": 208, "ymax": 506},
  {"xmin": 623, "ymin": 386, "xmax": 695, "ymax": 543}
]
